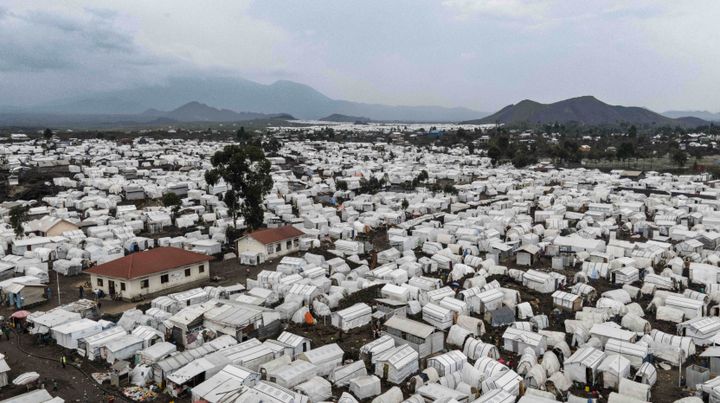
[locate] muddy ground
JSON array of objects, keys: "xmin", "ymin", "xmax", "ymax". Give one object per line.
[
  {"xmin": 0, "ymin": 226, "xmax": 704, "ymax": 402},
  {"xmin": 0, "ymin": 166, "xmax": 69, "ymax": 202},
  {"xmin": 0, "ymin": 328, "xmax": 179, "ymax": 402}
]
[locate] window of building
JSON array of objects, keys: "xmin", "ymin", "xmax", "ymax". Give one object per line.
[
  {"xmin": 185, "ymin": 268, "xmax": 191, "ymax": 277},
  {"xmin": 286, "ymin": 240, "xmax": 292, "ymax": 249},
  {"xmin": 199, "ymin": 265, "xmax": 205, "ymax": 273},
  {"xmin": 267, "ymin": 245, "xmax": 274, "ymax": 255},
  {"xmin": 97, "ymin": 278, "xmax": 103, "ymax": 287},
  {"xmin": 161, "ymin": 274, "xmax": 169, "ymax": 284},
  {"xmin": 141, "ymin": 279, "xmax": 149, "ymax": 289},
  {"xmin": 275, "ymin": 244, "xmax": 281, "ymax": 253},
  {"xmin": 120, "ymin": 283, "xmax": 126, "ymax": 291}
]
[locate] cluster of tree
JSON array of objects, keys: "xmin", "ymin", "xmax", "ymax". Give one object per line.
[
  {"xmin": 358, "ymin": 176, "xmax": 385, "ymax": 194},
  {"xmin": 262, "ymin": 136, "xmax": 282, "ymax": 155},
  {"xmin": 429, "ymin": 182, "xmax": 458, "ymax": 195},
  {"xmin": 161, "ymin": 192, "xmax": 183, "ymax": 223},
  {"xmin": 399, "ymin": 170, "xmax": 429, "ymax": 190},
  {"xmin": 672, "ymin": 150, "xmax": 688, "ymax": 167},
  {"xmin": 205, "ymin": 144, "xmax": 273, "ymax": 230},
  {"xmin": 302, "ymin": 127, "xmax": 336, "ymax": 141},
  {"xmin": 486, "ymin": 135, "xmax": 539, "ymax": 168},
  {"xmin": 9, "ymin": 205, "xmax": 28, "ymax": 237}
]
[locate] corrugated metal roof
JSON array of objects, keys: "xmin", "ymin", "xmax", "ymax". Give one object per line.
[
  {"xmin": 86, "ymin": 247, "xmax": 211, "ymax": 279},
  {"xmin": 246, "ymin": 225, "xmax": 304, "ymax": 245}
]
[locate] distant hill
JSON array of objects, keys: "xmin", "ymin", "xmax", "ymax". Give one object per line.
[
  {"xmin": 319, "ymin": 113, "xmax": 371, "ymax": 123},
  {"xmin": 142, "ymin": 101, "xmax": 290, "ymax": 122},
  {"xmin": 28, "ymin": 76, "xmax": 484, "ymax": 122},
  {"xmin": 662, "ymin": 110, "xmax": 720, "ymax": 121},
  {"xmin": 0, "ymin": 101, "xmax": 296, "ymax": 128},
  {"xmin": 464, "ymin": 96, "xmax": 706, "ymax": 127}
]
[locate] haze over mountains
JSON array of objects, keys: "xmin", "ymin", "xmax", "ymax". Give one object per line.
[
  {"xmin": 463, "ymin": 96, "xmax": 707, "ymax": 127},
  {"xmin": 662, "ymin": 110, "xmax": 720, "ymax": 121},
  {"xmin": 0, "ymin": 75, "xmax": 714, "ymax": 127},
  {"xmin": 15, "ymin": 76, "xmax": 482, "ymax": 123}
]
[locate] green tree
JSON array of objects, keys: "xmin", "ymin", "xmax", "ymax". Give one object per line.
[
  {"xmin": 161, "ymin": 192, "xmax": 182, "ymax": 208},
  {"xmin": 511, "ymin": 151, "xmax": 535, "ymax": 168},
  {"xmin": 617, "ymin": 142, "xmax": 635, "ymax": 161},
  {"xmin": 443, "ymin": 184, "xmax": 458, "ymax": 195},
  {"xmin": 204, "ymin": 170, "xmax": 220, "ymax": 190},
  {"xmin": 401, "ymin": 198, "xmax": 409, "ymax": 210},
  {"xmin": 235, "ymin": 127, "xmax": 249, "ymax": 143},
  {"xmin": 43, "ymin": 128, "xmax": 53, "ymax": 141},
  {"xmin": 672, "ymin": 150, "xmax": 688, "ymax": 167},
  {"xmin": 207, "ymin": 145, "xmax": 273, "ymax": 230},
  {"xmin": 417, "ymin": 170, "xmax": 429, "ymax": 182},
  {"xmin": 162, "ymin": 192, "xmax": 182, "ymax": 222},
  {"xmin": 628, "ymin": 125, "xmax": 637, "ymax": 138},
  {"xmin": 336, "ymin": 180, "xmax": 348, "ymax": 191},
  {"xmin": 9, "ymin": 205, "xmax": 29, "ymax": 237},
  {"xmin": 263, "ymin": 137, "xmax": 282, "ymax": 155},
  {"xmin": 487, "ymin": 146, "xmax": 502, "ymax": 165},
  {"xmin": 224, "ymin": 189, "xmax": 240, "ymax": 226}
]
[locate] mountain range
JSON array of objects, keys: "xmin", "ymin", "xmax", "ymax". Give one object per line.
[
  {"xmin": 319, "ymin": 114, "xmax": 371, "ymax": 123},
  {"xmin": 19, "ymin": 76, "xmax": 482, "ymax": 123},
  {"xmin": 0, "ymin": 75, "xmax": 715, "ymax": 127},
  {"xmin": 463, "ymin": 96, "xmax": 707, "ymax": 127},
  {"xmin": 141, "ymin": 101, "xmax": 293, "ymax": 122},
  {"xmin": 662, "ymin": 110, "xmax": 720, "ymax": 121}
]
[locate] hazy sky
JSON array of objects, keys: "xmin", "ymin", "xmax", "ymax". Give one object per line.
[{"xmin": 1, "ymin": 0, "xmax": 718, "ymax": 112}]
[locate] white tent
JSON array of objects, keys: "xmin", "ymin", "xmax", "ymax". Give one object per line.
[
  {"xmin": 374, "ymin": 345, "xmax": 419, "ymax": 384},
  {"xmin": 298, "ymin": 344, "xmax": 344, "ymax": 377},
  {"xmin": 598, "ymin": 354, "xmax": 631, "ymax": 389},
  {"xmin": 331, "ymin": 303, "xmax": 372, "ymax": 331},
  {"xmin": 191, "ymin": 364, "xmax": 260, "ymax": 403},
  {"xmin": 52, "ymin": 318, "xmax": 102, "ymax": 349},
  {"xmin": 77, "ymin": 326, "xmax": 127, "ymax": 361}
]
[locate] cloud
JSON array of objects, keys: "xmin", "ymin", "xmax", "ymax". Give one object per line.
[
  {"xmin": 442, "ymin": 0, "xmax": 555, "ymax": 21},
  {"xmin": 0, "ymin": 0, "xmax": 304, "ymax": 104},
  {"xmin": 0, "ymin": 1, "xmax": 718, "ymax": 112}
]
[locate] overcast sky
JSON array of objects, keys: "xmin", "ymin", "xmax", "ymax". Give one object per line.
[{"xmin": 1, "ymin": 0, "xmax": 718, "ymax": 112}]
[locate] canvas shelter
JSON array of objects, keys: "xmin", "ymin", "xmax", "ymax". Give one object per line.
[
  {"xmin": 331, "ymin": 303, "xmax": 372, "ymax": 331},
  {"xmin": 52, "ymin": 318, "xmax": 103, "ymax": 349}
]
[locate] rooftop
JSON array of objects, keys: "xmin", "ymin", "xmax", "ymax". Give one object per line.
[
  {"xmin": 86, "ymin": 247, "xmax": 211, "ymax": 280},
  {"xmin": 246, "ymin": 225, "xmax": 304, "ymax": 245}
]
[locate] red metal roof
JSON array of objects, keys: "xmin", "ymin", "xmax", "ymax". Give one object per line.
[
  {"xmin": 247, "ymin": 225, "xmax": 304, "ymax": 245},
  {"xmin": 86, "ymin": 247, "xmax": 212, "ymax": 280}
]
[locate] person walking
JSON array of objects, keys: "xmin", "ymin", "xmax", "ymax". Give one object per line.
[
  {"xmin": 60, "ymin": 354, "xmax": 67, "ymax": 369},
  {"xmin": 3, "ymin": 324, "xmax": 10, "ymax": 341},
  {"xmin": 78, "ymin": 285, "xmax": 84, "ymax": 299}
]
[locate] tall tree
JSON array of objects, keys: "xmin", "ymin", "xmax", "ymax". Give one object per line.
[
  {"xmin": 628, "ymin": 125, "xmax": 637, "ymax": 138},
  {"xmin": 672, "ymin": 150, "xmax": 688, "ymax": 167},
  {"xmin": 235, "ymin": 127, "xmax": 249, "ymax": 143},
  {"xmin": 162, "ymin": 192, "xmax": 182, "ymax": 223},
  {"xmin": 617, "ymin": 142, "xmax": 635, "ymax": 161},
  {"xmin": 207, "ymin": 145, "xmax": 273, "ymax": 230},
  {"xmin": 9, "ymin": 205, "xmax": 29, "ymax": 237},
  {"xmin": 204, "ymin": 170, "xmax": 220, "ymax": 191},
  {"xmin": 224, "ymin": 189, "xmax": 240, "ymax": 226},
  {"xmin": 263, "ymin": 136, "xmax": 282, "ymax": 155},
  {"xmin": 487, "ymin": 146, "xmax": 501, "ymax": 165}
]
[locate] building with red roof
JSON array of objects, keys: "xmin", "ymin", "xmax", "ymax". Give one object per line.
[
  {"xmin": 236, "ymin": 225, "xmax": 305, "ymax": 263},
  {"xmin": 86, "ymin": 247, "xmax": 211, "ymax": 300}
]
